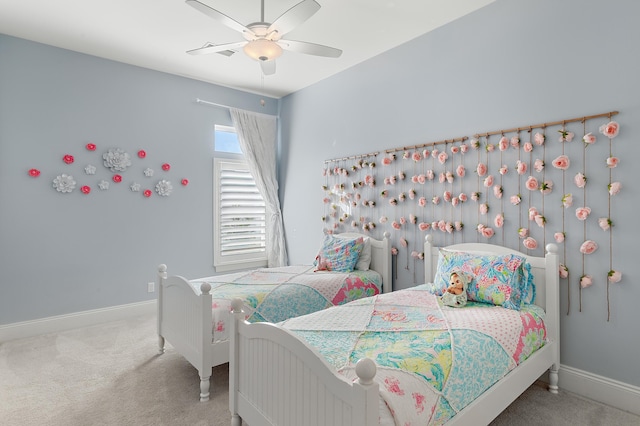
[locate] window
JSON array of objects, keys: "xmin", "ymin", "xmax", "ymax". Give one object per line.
[{"xmin": 213, "ymin": 126, "xmax": 267, "ymax": 272}]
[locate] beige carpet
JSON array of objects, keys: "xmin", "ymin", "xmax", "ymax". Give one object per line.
[{"xmin": 1, "ymin": 313, "xmax": 638, "ymax": 426}]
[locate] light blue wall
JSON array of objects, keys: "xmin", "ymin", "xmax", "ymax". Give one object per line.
[
  {"xmin": 0, "ymin": 35, "xmax": 277, "ymax": 324},
  {"xmin": 279, "ymin": 0, "xmax": 639, "ymax": 388}
]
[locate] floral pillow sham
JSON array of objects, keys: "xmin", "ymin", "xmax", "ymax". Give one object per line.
[
  {"xmin": 314, "ymin": 234, "xmax": 365, "ymax": 272},
  {"xmin": 431, "ymin": 249, "xmax": 534, "ymax": 310}
]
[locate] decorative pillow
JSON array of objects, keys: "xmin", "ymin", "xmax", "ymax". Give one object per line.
[
  {"xmin": 431, "ymin": 249, "xmax": 534, "ymax": 310},
  {"xmin": 314, "ymin": 234, "xmax": 364, "ymax": 272},
  {"xmin": 335, "ymin": 235, "xmax": 371, "ymax": 270}
]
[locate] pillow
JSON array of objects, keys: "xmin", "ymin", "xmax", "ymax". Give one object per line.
[
  {"xmin": 335, "ymin": 235, "xmax": 371, "ymax": 270},
  {"xmin": 314, "ymin": 234, "xmax": 364, "ymax": 272},
  {"xmin": 431, "ymin": 249, "xmax": 533, "ymax": 310}
]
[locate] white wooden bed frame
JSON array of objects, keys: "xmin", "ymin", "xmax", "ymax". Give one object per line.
[
  {"xmin": 229, "ymin": 236, "xmax": 560, "ymax": 425},
  {"xmin": 157, "ymin": 232, "xmax": 391, "ymax": 401}
]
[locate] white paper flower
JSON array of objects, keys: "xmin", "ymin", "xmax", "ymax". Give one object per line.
[
  {"xmin": 130, "ymin": 182, "xmax": 141, "ymax": 192},
  {"xmin": 53, "ymin": 174, "xmax": 76, "ymax": 193},
  {"xmin": 155, "ymin": 180, "xmax": 172, "ymax": 197},
  {"xmin": 98, "ymin": 180, "xmax": 110, "ymax": 190},
  {"xmin": 103, "ymin": 148, "xmax": 131, "ymax": 172},
  {"xmin": 144, "ymin": 168, "xmax": 154, "ymax": 177},
  {"xmin": 84, "ymin": 164, "xmax": 96, "ymax": 175}
]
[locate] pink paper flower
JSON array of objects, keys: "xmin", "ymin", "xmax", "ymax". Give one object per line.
[
  {"xmin": 86, "ymin": 143, "xmax": 97, "ymax": 151},
  {"xmin": 608, "ymin": 182, "xmax": 622, "ymax": 196},
  {"xmin": 28, "ymin": 168, "xmax": 41, "ymax": 177},
  {"xmin": 516, "ymin": 160, "xmax": 527, "ymax": 175},
  {"xmin": 552, "ymin": 155, "xmax": 570, "ymax": 170},
  {"xmin": 580, "ymin": 275, "xmax": 593, "ymax": 289},
  {"xmin": 598, "ymin": 217, "xmax": 612, "ymax": 231},
  {"xmin": 583, "ymin": 133, "xmax": 596, "ymax": 145},
  {"xmin": 559, "ymin": 264, "xmax": 569, "ymax": 279},
  {"xmin": 606, "ymin": 157, "xmax": 619, "ymax": 168},
  {"xmin": 580, "ymin": 240, "xmax": 598, "ymax": 255},
  {"xmin": 510, "ymin": 194, "xmax": 522, "ymax": 206},
  {"xmin": 534, "ymin": 132, "xmax": 545, "ymax": 145},
  {"xmin": 476, "ymin": 163, "xmax": 487, "ymax": 176},
  {"xmin": 562, "ymin": 193, "xmax": 573, "ymax": 208},
  {"xmin": 518, "ymin": 227, "xmax": 529, "ymax": 238},
  {"xmin": 608, "ymin": 270, "xmax": 622, "ymax": 283},
  {"xmin": 523, "ymin": 237, "xmax": 538, "ymax": 250},
  {"xmin": 574, "ymin": 172, "xmax": 587, "ymax": 188},
  {"xmin": 554, "ymin": 232, "xmax": 565, "ymax": 243},
  {"xmin": 525, "ymin": 176, "xmax": 539, "ymax": 191},
  {"xmin": 63, "ymin": 154, "xmax": 74, "ymax": 164},
  {"xmin": 575, "ymin": 207, "xmax": 591, "ymax": 221},
  {"xmin": 599, "ymin": 121, "xmax": 620, "ymax": 138}
]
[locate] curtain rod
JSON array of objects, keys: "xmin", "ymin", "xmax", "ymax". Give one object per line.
[
  {"xmin": 385, "ymin": 136, "xmax": 468, "ymax": 154},
  {"xmin": 195, "ymin": 98, "xmax": 278, "ymax": 117},
  {"xmin": 474, "ymin": 110, "xmax": 619, "ymax": 138}
]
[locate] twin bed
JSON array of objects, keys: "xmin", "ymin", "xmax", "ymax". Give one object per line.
[
  {"xmin": 229, "ymin": 236, "xmax": 560, "ymax": 425},
  {"xmin": 157, "ymin": 232, "xmax": 392, "ymax": 401}
]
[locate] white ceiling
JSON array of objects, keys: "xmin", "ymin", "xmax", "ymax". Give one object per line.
[{"xmin": 0, "ymin": 0, "xmax": 494, "ymax": 98}]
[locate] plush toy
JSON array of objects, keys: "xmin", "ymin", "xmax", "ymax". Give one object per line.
[{"xmin": 441, "ymin": 270, "xmax": 469, "ymax": 308}]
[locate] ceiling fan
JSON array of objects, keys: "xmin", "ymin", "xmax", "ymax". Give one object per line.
[{"xmin": 185, "ymin": 0, "xmax": 342, "ymax": 75}]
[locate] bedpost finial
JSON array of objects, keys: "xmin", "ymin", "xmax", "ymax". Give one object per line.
[
  {"xmin": 545, "ymin": 243, "xmax": 558, "ymax": 255},
  {"xmin": 200, "ymin": 282, "xmax": 212, "ymax": 294},
  {"xmin": 425, "ymin": 234, "xmax": 433, "ymax": 243},
  {"xmin": 158, "ymin": 264, "xmax": 167, "ymax": 273},
  {"xmin": 383, "ymin": 231, "xmax": 390, "ymax": 239},
  {"xmin": 355, "ymin": 358, "xmax": 377, "ymax": 385},
  {"xmin": 231, "ymin": 298, "xmax": 244, "ymax": 313}
]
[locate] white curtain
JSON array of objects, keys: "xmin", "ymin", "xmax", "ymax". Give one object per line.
[{"xmin": 230, "ymin": 108, "xmax": 287, "ymax": 267}]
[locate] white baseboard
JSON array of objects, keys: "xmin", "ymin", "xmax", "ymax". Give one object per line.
[
  {"xmin": 547, "ymin": 365, "xmax": 640, "ymax": 417},
  {"xmin": 0, "ymin": 300, "xmax": 156, "ymax": 343}
]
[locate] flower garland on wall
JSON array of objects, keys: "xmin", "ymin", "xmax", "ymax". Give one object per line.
[
  {"xmin": 28, "ymin": 142, "xmax": 189, "ymax": 198},
  {"xmin": 321, "ymin": 110, "xmax": 622, "ymax": 321}
]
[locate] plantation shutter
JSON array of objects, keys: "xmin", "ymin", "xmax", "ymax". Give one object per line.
[{"xmin": 218, "ymin": 161, "xmax": 266, "ymax": 258}]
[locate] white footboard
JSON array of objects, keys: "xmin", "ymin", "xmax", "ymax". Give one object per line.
[
  {"xmin": 157, "ymin": 264, "xmax": 216, "ymax": 401},
  {"xmin": 229, "ymin": 299, "xmax": 379, "ymax": 426}
]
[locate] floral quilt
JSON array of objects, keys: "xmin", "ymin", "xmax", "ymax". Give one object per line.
[
  {"xmin": 189, "ymin": 265, "xmax": 382, "ymax": 343},
  {"xmin": 281, "ymin": 285, "xmax": 547, "ymax": 425}
]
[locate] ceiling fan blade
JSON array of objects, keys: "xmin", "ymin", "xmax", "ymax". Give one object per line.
[
  {"xmin": 260, "ymin": 60, "xmax": 276, "ymax": 76},
  {"xmin": 187, "ymin": 41, "xmax": 247, "ymax": 55},
  {"xmin": 279, "ymin": 40, "xmax": 342, "ymax": 58},
  {"xmin": 185, "ymin": 0, "xmax": 254, "ymax": 36},
  {"xmin": 268, "ymin": 0, "xmax": 321, "ymax": 37}
]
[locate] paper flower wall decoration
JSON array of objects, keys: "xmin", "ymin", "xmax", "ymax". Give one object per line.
[
  {"xmin": 103, "ymin": 148, "xmax": 131, "ymax": 172},
  {"xmin": 53, "ymin": 174, "xmax": 76, "ymax": 193},
  {"xmin": 155, "ymin": 180, "xmax": 172, "ymax": 196}
]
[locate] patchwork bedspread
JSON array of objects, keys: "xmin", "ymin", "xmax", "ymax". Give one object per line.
[
  {"xmin": 189, "ymin": 265, "xmax": 382, "ymax": 343},
  {"xmin": 281, "ymin": 285, "xmax": 547, "ymax": 425}
]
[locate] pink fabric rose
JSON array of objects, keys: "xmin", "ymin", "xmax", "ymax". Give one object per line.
[
  {"xmin": 598, "ymin": 217, "xmax": 612, "ymax": 231},
  {"xmin": 476, "ymin": 163, "xmax": 487, "ymax": 176},
  {"xmin": 534, "ymin": 132, "xmax": 545, "ymax": 145},
  {"xmin": 432, "ymin": 196, "xmax": 440, "ymax": 205},
  {"xmin": 574, "ymin": 173, "xmax": 587, "ymax": 188},
  {"xmin": 518, "ymin": 227, "xmax": 529, "ymax": 238},
  {"xmin": 528, "ymin": 207, "xmax": 539, "ymax": 221},
  {"xmin": 540, "ymin": 180, "xmax": 553, "ymax": 195},
  {"xmin": 452, "ymin": 197, "xmax": 459, "ymax": 207},
  {"xmin": 422, "ymin": 149, "xmax": 430, "ymax": 158},
  {"xmin": 418, "ymin": 174, "xmax": 426, "ymax": 184},
  {"xmin": 559, "ymin": 264, "xmax": 569, "ymax": 279},
  {"xmin": 382, "ymin": 157, "xmax": 392, "ymax": 166},
  {"xmin": 438, "ymin": 152, "xmax": 448, "ymax": 164},
  {"xmin": 523, "ymin": 237, "xmax": 538, "ymax": 250},
  {"xmin": 458, "ymin": 193, "xmax": 468, "ymax": 202},
  {"xmin": 558, "ymin": 130, "xmax": 574, "ymax": 142},
  {"xmin": 418, "ymin": 222, "xmax": 430, "ymax": 231},
  {"xmin": 456, "ymin": 164, "xmax": 466, "ymax": 177},
  {"xmin": 471, "ymin": 192, "xmax": 480, "ymax": 201},
  {"xmin": 484, "ymin": 175, "xmax": 494, "ymax": 187},
  {"xmin": 599, "ymin": 121, "xmax": 620, "ymax": 138},
  {"xmin": 486, "ymin": 143, "xmax": 495, "ymax": 152},
  {"xmin": 460, "ymin": 144, "xmax": 469, "ymax": 153},
  {"xmin": 499, "ymin": 165, "xmax": 508, "ymax": 175},
  {"xmin": 494, "ymin": 214, "xmax": 504, "ymax": 228},
  {"xmin": 510, "ymin": 194, "xmax": 522, "ymax": 206},
  {"xmin": 580, "ymin": 240, "xmax": 598, "ymax": 255},
  {"xmin": 446, "ymin": 171, "xmax": 454, "ymax": 183},
  {"xmin": 583, "ymin": 132, "xmax": 596, "ymax": 145},
  {"xmin": 418, "ymin": 197, "xmax": 427, "ymax": 207},
  {"xmin": 523, "ymin": 142, "xmax": 533, "ymax": 152},
  {"xmin": 516, "ymin": 160, "xmax": 527, "ymax": 175},
  {"xmin": 608, "ymin": 270, "xmax": 622, "ymax": 283},
  {"xmin": 580, "ymin": 275, "xmax": 593, "ymax": 289},
  {"xmin": 534, "ymin": 159, "xmax": 545, "ymax": 173},
  {"xmin": 606, "ymin": 157, "xmax": 619, "ymax": 168},
  {"xmin": 562, "ymin": 193, "xmax": 573, "ymax": 208},
  {"xmin": 510, "ymin": 136, "xmax": 520, "ymax": 148},
  {"xmin": 575, "ymin": 207, "xmax": 591, "ymax": 221},
  {"xmin": 392, "ymin": 221, "xmax": 401, "ymax": 230},
  {"xmin": 426, "ymin": 170, "xmax": 434, "ymax": 180},
  {"xmin": 534, "ymin": 214, "xmax": 546, "ymax": 228},
  {"xmin": 608, "ymin": 181, "xmax": 621, "ymax": 196},
  {"xmin": 554, "ymin": 232, "xmax": 565, "ymax": 243},
  {"xmin": 493, "ymin": 185, "xmax": 503, "ymax": 199},
  {"xmin": 412, "ymin": 151, "xmax": 422, "ymax": 162},
  {"xmin": 450, "ymin": 146, "xmax": 460, "ymax": 154},
  {"xmin": 454, "ymin": 221, "xmax": 463, "ymax": 231},
  {"xmin": 439, "ymin": 172, "xmax": 446, "ymax": 183},
  {"xmin": 479, "ymin": 203, "xmax": 489, "ymax": 215},
  {"xmin": 525, "ymin": 176, "xmax": 539, "ymax": 191},
  {"xmin": 443, "ymin": 190, "xmax": 452, "ymax": 202},
  {"xmin": 499, "ymin": 136, "xmax": 509, "ymax": 151},
  {"xmin": 552, "ymin": 155, "xmax": 570, "ymax": 170}
]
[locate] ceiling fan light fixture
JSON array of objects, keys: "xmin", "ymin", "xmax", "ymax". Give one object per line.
[{"xmin": 243, "ymin": 39, "xmax": 283, "ymax": 62}]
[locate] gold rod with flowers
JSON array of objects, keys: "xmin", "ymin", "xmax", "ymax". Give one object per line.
[
  {"xmin": 324, "ymin": 151, "xmax": 379, "ymax": 164},
  {"xmin": 385, "ymin": 136, "xmax": 468, "ymax": 154},
  {"xmin": 474, "ymin": 111, "xmax": 619, "ymax": 138}
]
